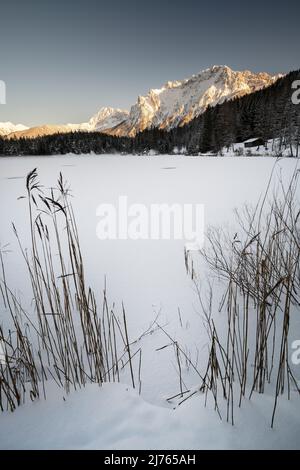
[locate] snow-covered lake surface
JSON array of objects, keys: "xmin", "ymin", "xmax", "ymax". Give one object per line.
[{"xmin": 0, "ymin": 154, "xmax": 299, "ymax": 449}]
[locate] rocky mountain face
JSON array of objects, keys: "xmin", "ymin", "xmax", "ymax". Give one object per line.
[
  {"xmin": 0, "ymin": 122, "xmax": 29, "ymax": 137},
  {"xmin": 1, "ymin": 66, "xmax": 281, "ymax": 139},
  {"xmin": 88, "ymin": 107, "xmax": 129, "ymax": 132},
  {"xmin": 108, "ymin": 65, "xmax": 281, "ymax": 136}
]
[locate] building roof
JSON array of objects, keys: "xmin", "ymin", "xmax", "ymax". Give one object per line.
[{"xmin": 243, "ymin": 137, "xmax": 262, "ymax": 143}]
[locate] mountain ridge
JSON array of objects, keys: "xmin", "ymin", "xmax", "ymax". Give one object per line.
[
  {"xmin": 0, "ymin": 122, "xmax": 29, "ymax": 137},
  {"xmin": 1, "ymin": 66, "xmax": 282, "ymax": 139}
]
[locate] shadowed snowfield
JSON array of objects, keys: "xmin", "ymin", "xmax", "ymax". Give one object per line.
[{"xmin": 0, "ymin": 154, "xmax": 299, "ymax": 449}]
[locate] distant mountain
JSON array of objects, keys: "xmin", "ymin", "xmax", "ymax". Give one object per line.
[
  {"xmin": 7, "ymin": 124, "xmax": 79, "ymax": 139},
  {"xmin": 1, "ymin": 70, "xmax": 299, "ymax": 157},
  {"xmin": 88, "ymin": 107, "xmax": 129, "ymax": 132},
  {"xmin": 1, "ymin": 66, "xmax": 281, "ymax": 139},
  {"xmin": 0, "ymin": 122, "xmax": 29, "ymax": 137},
  {"xmin": 5, "ymin": 107, "xmax": 129, "ymax": 139}
]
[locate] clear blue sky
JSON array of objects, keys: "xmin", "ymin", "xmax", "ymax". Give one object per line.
[{"xmin": 0, "ymin": 0, "xmax": 299, "ymax": 126}]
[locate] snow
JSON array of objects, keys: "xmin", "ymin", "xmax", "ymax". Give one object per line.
[
  {"xmin": 0, "ymin": 154, "xmax": 299, "ymax": 449},
  {"xmin": 1, "ymin": 66, "xmax": 280, "ymax": 139},
  {"xmin": 0, "ymin": 121, "xmax": 29, "ymax": 136},
  {"xmin": 121, "ymin": 66, "xmax": 279, "ymax": 135},
  {"xmin": 88, "ymin": 107, "xmax": 129, "ymax": 131},
  {"xmin": 0, "ymin": 382, "xmax": 299, "ymax": 450},
  {"xmin": 0, "ymin": 108, "xmax": 129, "ymax": 139},
  {"xmin": 199, "ymin": 138, "xmax": 298, "ymax": 158},
  {"xmin": 243, "ymin": 137, "xmax": 261, "ymax": 143}
]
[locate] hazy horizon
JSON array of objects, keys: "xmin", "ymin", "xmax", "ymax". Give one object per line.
[{"xmin": 0, "ymin": 0, "xmax": 299, "ymax": 126}]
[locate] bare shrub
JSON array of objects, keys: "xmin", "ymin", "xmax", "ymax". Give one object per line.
[
  {"xmin": 0, "ymin": 170, "xmax": 137, "ymax": 411},
  {"xmin": 196, "ymin": 162, "xmax": 300, "ymax": 425}
]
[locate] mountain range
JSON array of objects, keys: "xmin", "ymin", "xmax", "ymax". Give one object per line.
[
  {"xmin": 0, "ymin": 65, "xmax": 281, "ymax": 139},
  {"xmin": 0, "ymin": 122, "xmax": 29, "ymax": 137}
]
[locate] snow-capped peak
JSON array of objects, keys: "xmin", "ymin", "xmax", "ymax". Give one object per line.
[
  {"xmin": 1, "ymin": 66, "xmax": 282, "ymax": 139},
  {"xmin": 109, "ymin": 65, "xmax": 279, "ymax": 136},
  {"xmin": 88, "ymin": 107, "xmax": 129, "ymax": 131},
  {"xmin": 0, "ymin": 122, "xmax": 29, "ymax": 136},
  {"xmin": 109, "ymin": 65, "xmax": 281, "ymax": 136}
]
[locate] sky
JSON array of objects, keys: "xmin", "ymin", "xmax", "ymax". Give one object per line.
[{"xmin": 0, "ymin": 0, "xmax": 299, "ymax": 126}]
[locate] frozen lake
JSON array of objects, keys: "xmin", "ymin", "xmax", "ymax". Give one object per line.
[{"xmin": 1, "ymin": 154, "xmax": 300, "ymax": 449}]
